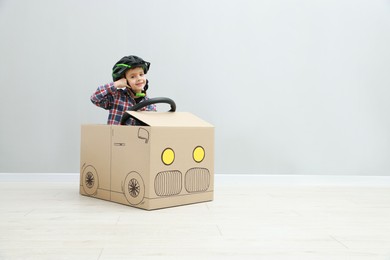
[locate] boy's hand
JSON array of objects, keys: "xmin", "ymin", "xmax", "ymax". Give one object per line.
[{"xmin": 113, "ymin": 78, "xmax": 129, "ymax": 89}]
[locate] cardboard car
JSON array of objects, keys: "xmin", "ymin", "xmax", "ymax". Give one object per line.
[{"xmin": 80, "ymin": 98, "xmax": 214, "ymax": 210}]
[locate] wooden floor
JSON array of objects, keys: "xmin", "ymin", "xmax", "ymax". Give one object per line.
[{"xmin": 1, "ymin": 173, "xmax": 390, "ymax": 260}]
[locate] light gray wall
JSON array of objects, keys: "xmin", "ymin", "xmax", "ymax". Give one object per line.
[{"xmin": 1, "ymin": 0, "xmax": 389, "ymax": 175}]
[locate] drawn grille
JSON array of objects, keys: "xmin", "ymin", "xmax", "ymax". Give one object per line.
[
  {"xmin": 154, "ymin": 170, "xmax": 182, "ymax": 196},
  {"xmin": 185, "ymin": 168, "xmax": 210, "ymax": 193}
]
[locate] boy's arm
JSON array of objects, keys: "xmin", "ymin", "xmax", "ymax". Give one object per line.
[
  {"xmin": 90, "ymin": 83, "xmax": 116, "ymax": 109},
  {"xmin": 144, "ymin": 96, "xmax": 157, "ymax": 111},
  {"xmin": 146, "ymin": 103, "xmax": 157, "ymax": 111}
]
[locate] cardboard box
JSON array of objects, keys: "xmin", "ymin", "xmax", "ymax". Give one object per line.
[{"xmin": 80, "ymin": 111, "xmax": 214, "ymax": 210}]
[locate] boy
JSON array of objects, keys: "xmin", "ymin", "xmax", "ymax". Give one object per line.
[{"xmin": 91, "ymin": 55, "xmax": 157, "ymax": 125}]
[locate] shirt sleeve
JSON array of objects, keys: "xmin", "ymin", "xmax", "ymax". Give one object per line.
[
  {"xmin": 90, "ymin": 82, "xmax": 116, "ymax": 110},
  {"xmin": 144, "ymin": 96, "xmax": 157, "ymax": 111},
  {"xmin": 148, "ymin": 104, "xmax": 157, "ymax": 111}
]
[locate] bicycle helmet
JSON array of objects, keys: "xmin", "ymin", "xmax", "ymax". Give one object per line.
[{"xmin": 112, "ymin": 55, "xmax": 151, "ymax": 81}]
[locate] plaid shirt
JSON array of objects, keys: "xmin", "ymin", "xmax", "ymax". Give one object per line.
[{"xmin": 91, "ymin": 82, "xmax": 156, "ymax": 125}]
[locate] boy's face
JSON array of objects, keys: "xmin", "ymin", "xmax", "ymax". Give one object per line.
[{"xmin": 125, "ymin": 67, "xmax": 146, "ymax": 93}]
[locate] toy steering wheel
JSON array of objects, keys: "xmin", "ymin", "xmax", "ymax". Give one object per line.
[{"xmin": 120, "ymin": 97, "xmax": 176, "ymax": 125}]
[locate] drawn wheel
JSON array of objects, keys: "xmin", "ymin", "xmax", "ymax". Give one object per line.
[
  {"xmin": 124, "ymin": 171, "xmax": 145, "ymax": 205},
  {"xmin": 82, "ymin": 165, "xmax": 99, "ymax": 195},
  {"xmin": 128, "ymin": 178, "xmax": 140, "ymax": 197}
]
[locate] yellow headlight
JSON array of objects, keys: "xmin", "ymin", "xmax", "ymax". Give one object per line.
[
  {"xmin": 193, "ymin": 146, "xmax": 205, "ymax": 163},
  {"xmin": 162, "ymin": 148, "xmax": 175, "ymax": 165}
]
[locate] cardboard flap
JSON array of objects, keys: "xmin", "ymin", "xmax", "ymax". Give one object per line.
[{"xmin": 126, "ymin": 111, "xmax": 213, "ymax": 127}]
